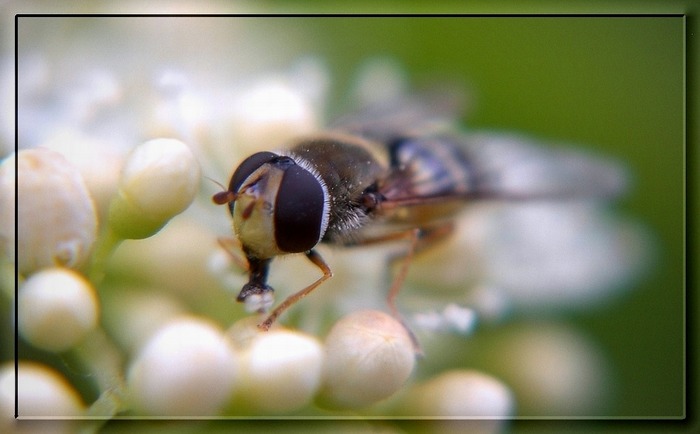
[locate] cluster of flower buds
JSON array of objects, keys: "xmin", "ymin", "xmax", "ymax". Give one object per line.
[
  {"xmin": 126, "ymin": 310, "xmax": 419, "ymax": 416},
  {"xmin": 1, "ymin": 126, "xmax": 517, "ymax": 424},
  {"xmin": 1, "ymin": 136, "xmax": 203, "ymax": 425}
]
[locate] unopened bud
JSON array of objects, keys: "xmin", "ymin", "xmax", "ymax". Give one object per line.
[
  {"xmin": 109, "ymin": 138, "xmax": 200, "ymax": 239},
  {"xmin": 18, "ymin": 267, "xmax": 99, "ymax": 352},
  {"xmin": 319, "ymin": 310, "xmax": 415, "ymax": 408},
  {"xmin": 2, "ymin": 149, "xmax": 97, "ymax": 275}
]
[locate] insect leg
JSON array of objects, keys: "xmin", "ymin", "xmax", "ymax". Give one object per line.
[
  {"xmin": 339, "ymin": 225, "xmax": 453, "ymax": 354},
  {"xmin": 383, "ymin": 223, "xmax": 455, "ymax": 354},
  {"xmin": 385, "ymin": 228, "xmax": 420, "ymax": 319},
  {"xmin": 385, "ymin": 221, "xmax": 455, "ymax": 305},
  {"xmin": 381, "ymin": 228, "xmax": 425, "ymax": 355},
  {"xmin": 334, "ymin": 227, "xmax": 420, "ymax": 317},
  {"xmin": 340, "ymin": 222, "xmax": 454, "ymax": 318},
  {"xmin": 258, "ymin": 249, "xmax": 333, "ymax": 331},
  {"xmin": 217, "ymin": 236, "xmax": 249, "ymax": 271}
]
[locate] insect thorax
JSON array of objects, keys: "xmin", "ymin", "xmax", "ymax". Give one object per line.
[{"xmin": 286, "ymin": 134, "xmax": 388, "ymax": 243}]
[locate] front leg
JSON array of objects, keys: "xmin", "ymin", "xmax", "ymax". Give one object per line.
[
  {"xmin": 258, "ymin": 249, "xmax": 333, "ymax": 331},
  {"xmin": 217, "ymin": 236, "xmax": 249, "ymax": 272}
]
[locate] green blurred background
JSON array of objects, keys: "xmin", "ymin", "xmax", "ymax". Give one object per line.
[{"xmin": 256, "ymin": 16, "xmax": 684, "ymax": 418}]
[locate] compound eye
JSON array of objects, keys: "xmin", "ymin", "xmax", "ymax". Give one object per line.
[
  {"xmin": 227, "ymin": 151, "xmax": 278, "ymax": 213},
  {"xmin": 229, "ymin": 151, "xmax": 279, "ymax": 193},
  {"xmin": 274, "ymin": 164, "xmax": 327, "ymax": 253}
]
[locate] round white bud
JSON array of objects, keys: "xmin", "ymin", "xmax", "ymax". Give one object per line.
[
  {"xmin": 127, "ymin": 317, "xmax": 238, "ymax": 416},
  {"xmin": 228, "ymin": 320, "xmax": 323, "ymax": 413},
  {"xmin": 1, "ymin": 362, "xmax": 84, "ymax": 434},
  {"xmin": 1, "ymin": 149, "xmax": 97, "ymax": 275},
  {"xmin": 18, "ymin": 267, "xmax": 99, "ymax": 352},
  {"xmin": 229, "ymin": 81, "xmax": 317, "ymax": 156},
  {"xmin": 319, "ymin": 310, "xmax": 416, "ymax": 408},
  {"xmin": 109, "ymin": 138, "xmax": 200, "ymax": 239},
  {"xmin": 101, "ymin": 289, "xmax": 186, "ymax": 354},
  {"xmin": 402, "ymin": 370, "xmax": 514, "ymax": 417},
  {"xmin": 41, "ymin": 128, "xmax": 125, "ymax": 223},
  {"xmin": 486, "ymin": 323, "xmax": 610, "ymax": 415}
]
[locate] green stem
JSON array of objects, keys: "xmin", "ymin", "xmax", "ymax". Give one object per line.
[
  {"xmin": 0, "ymin": 260, "xmax": 15, "ymax": 302},
  {"xmin": 80, "ymin": 223, "xmax": 129, "ymax": 432},
  {"xmin": 73, "ymin": 328, "xmax": 128, "ymax": 433},
  {"xmin": 88, "ymin": 228, "xmax": 122, "ymax": 285}
]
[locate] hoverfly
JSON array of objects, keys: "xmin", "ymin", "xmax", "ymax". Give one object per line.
[{"xmin": 213, "ymin": 92, "xmax": 626, "ymax": 333}]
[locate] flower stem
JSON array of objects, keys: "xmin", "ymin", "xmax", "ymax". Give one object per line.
[
  {"xmin": 0, "ymin": 260, "xmax": 15, "ymax": 302},
  {"xmin": 88, "ymin": 228, "xmax": 122, "ymax": 285},
  {"xmin": 73, "ymin": 328, "xmax": 128, "ymax": 432}
]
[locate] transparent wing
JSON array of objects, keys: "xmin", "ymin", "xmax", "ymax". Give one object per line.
[
  {"xmin": 376, "ymin": 131, "xmax": 630, "ymax": 211},
  {"xmin": 330, "ymin": 93, "xmax": 629, "ymax": 206},
  {"xmin": 329, "ymin": 89, "xmax": 465, "ymax": 144},
  {"xmin": 457, "ymin": 131, "xmax": 630, "ymax": 200}
]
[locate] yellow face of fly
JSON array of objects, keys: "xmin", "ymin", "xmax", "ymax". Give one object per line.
[{"xmin": 232, "ymin": 164, "xmax": 286, "ymax": 259}]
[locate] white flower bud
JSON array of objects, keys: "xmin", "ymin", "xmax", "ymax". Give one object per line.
[
  {"xmin": 127, "ymin": 317, "xmax": 238, "ymax": 416},
  {"xmin": 1, "ymin": 149, "xmax": 97, "ymax": 275},
  {"xmin": 402, "ymin": 370, "xmax": 514, "ymax": 417},
  {"xmin": 413, "ymin": 303, "xmax": 477, "ymax": 335},
  {"xmin": 18, "ymin": 267, "xmax": 99, "ymax": 353},
  {"xmin": 474, "ymin": 202, "xmax": 650, "ymax": 310},
  {"xmin": 109, "ymin": 138, "xmax": 200, "ymax": 239},
  {"xmin": 41, "ymin": 128, "xmax": 125, "ymax": 222},
  {"xmin": 1, "ymin": 362, "xmax": 84, "ymax": 433},
  {"xmin": 229, "ymin": 81, "xmax": 317, "ymax": 155},
  {"xmin": 319, "ymin": 310, "xmax": 416, "ymax": 408},
  {"xmin": 101, "ymin": 289, "xmax": 186, "ymax": 354},
  {"xmin": 227, "ymin": 319, "xmax": 323, "ymax": 413},
  {"xmin": 485, "ymin": 323, "xmax": 610, "ymax": 415},
  {"xmin": 398, "ymin": 370, "xmax": 514, "ymax": 434}
]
